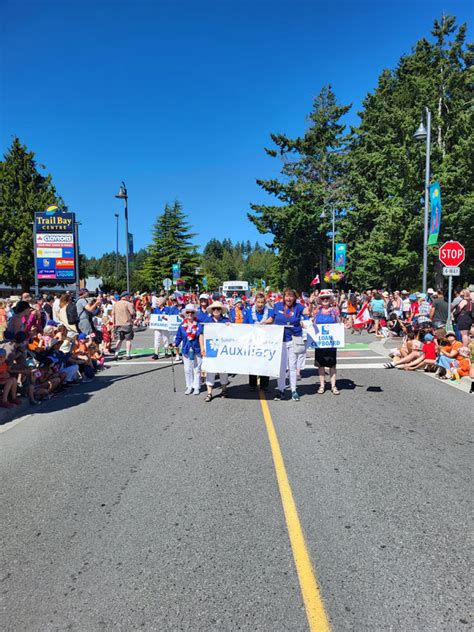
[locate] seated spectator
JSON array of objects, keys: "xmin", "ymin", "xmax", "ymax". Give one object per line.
[
  {"xmin": 435, "ymin": 332, "xmax": 463, "ymax": 379},
  {"xmin": 385, "ymin": 338, "xmax": 424, "ymax": 369},
  {"xmin": 449, "ymin": 346, "xmax": 471, "ymax": 382},
  {"xmin": 402, "ymin": 333, "xmax": 438, "ymax": 372},
  {"xmin": 0, "ymin": 348, "xmax": 21, "ymax": 408}
]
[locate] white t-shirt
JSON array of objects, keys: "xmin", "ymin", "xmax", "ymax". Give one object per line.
[{"xmin": 53, "ymin": 298, "xmax": 61, "ymax": 321}]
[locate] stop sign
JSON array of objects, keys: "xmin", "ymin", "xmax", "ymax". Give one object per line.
[{"xmin": 439, "ymin": 241, "xmax": 465, "ymax": 267}]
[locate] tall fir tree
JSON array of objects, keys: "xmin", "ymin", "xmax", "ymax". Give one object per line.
[
  {"xmin": 342, "ymin": 16, "xmax": 473, "ymax": 289},
  {"xmin": 0, "ymin": 137, "xmax": 65, "ymax": 291},
  {"xmin": 142, "ymin": 201, "xmax": 200, "ymax": 289},
  {"xmin": 248, "ymin": 86, "xmax": 350, "ymax": 289}
]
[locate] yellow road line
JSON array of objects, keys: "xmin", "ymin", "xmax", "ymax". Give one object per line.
[{"xmin": 259, "ymin": 391, "xmax": 331, "ymax": 632}]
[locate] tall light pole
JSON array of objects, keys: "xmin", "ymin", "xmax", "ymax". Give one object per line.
[
  {"xmin": 413, "ymin": 107, "xmax": 431, "ymax": 293},
  {"xmin": 114, "ymin": 213, "xmax": 119, "ymax": 284},
  {"xmin": 115, "ymin": 182, "xmax": 130, "ymax": 293},
  {"xmin": 320, "ymin": 206, "xmax": 336, "ymax": 286}
]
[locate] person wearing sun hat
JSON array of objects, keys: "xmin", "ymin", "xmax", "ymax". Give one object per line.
[
  {"xmin": 312, "ymin": 289, "xmax": 341, "ymax": 395},
  {"xmin": 170, "ymin": 304, "xmax": 203, "ymax": 395},
  {"xmin": 199, "ymin": 301, "xmax": 230, "ymax": 401}
]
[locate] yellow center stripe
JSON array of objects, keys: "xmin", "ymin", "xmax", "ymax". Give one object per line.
[{"xmin": 259, "ymin": 391, "xmax": 331, "ymax": 632}]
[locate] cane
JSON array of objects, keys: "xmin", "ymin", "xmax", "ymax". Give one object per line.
[{"xmin": 170, "ymin": 345, "xmax": 177, "ymax": 393}]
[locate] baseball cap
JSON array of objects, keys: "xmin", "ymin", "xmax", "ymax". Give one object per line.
[
  {"xmin": 120, "ymin": 291, "xmax": 130, "ymax": 298},
  {"xmin": 78, "ymin": 333, "xmax": 87, "ymax": 340},
  {"xmin": 424, "ymin": 333, "xmax": 434, "ymax": 341}
]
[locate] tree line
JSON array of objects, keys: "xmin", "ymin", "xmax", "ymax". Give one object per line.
[
  {"xmin": 1, "ymin": 15, "xmax": 471, "ymax": 293},
  {"xmin": 250, "ymin": 16, "xmax": 473, "ymax": 289}
]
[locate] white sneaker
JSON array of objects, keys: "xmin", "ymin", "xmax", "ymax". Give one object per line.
[
  {"xmin": 193, "ymin": 388, "xmax": 200, "ymax": 395},
  {"xmin": 185, "ymin": 388, "xmax": 193, "ymax": 395}
]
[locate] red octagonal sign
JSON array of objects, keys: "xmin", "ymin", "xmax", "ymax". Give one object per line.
[{"xmin": 439, "ymin": 241, "xmax": 465, "ymax": 267}]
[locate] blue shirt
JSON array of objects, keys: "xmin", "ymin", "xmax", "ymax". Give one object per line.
[
  {"xmin": 273, "ymin": 301, "xmax": 305, "ymax": 341},
  {"xmin": 244, "ymin": 306, "xmax": 275, "ymax": 324},
  {"xmin": 168, "ymin": 305, "xmax": 181, "ymax": 315},
  {"xmin": 196, "ymin": 308, "xmax": 209, "ymax": 324},
  {"xmin": 152, "ymin": 306, "xmax": 169, "ymax": 315},
  {"xmin": 174, "ymin": 323, "xmax": 203, "ymax": 357},
  {"xmin": 370, "ymin": 299, "xmax": 385, "ymax": 314}
]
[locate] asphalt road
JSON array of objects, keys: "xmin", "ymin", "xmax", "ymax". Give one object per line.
[{"xmin": 1, "ymin": 330, "xmax": 471, "ymax": 631}]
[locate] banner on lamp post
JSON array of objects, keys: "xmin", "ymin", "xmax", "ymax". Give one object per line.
[
  {"xmin": 428, "ymin": 182, "xmax": 441, "ymax": 246},
  {"xmin": 335, "ymin": 243, "xmax": 346, "ymax": 271},
  {"xmin": 172, "ymin": 263, "xmax": 181, "ymax": 283}
]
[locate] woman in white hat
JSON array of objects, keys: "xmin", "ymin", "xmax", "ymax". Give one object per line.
[
  {"xmin": 199, "ymin": 301, "xmax": 230, "ymax": 402},
  {"xmin": 312, "ymin": 289, "xmax": 341, "ymax": 395},
  {"xmin": 171, "ymin": 304, "xmax": 202, "ymax": 395}
]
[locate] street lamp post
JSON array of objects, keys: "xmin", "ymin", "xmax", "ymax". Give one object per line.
[
  {"xmin": 115, "ymin": 182, "xmax": 130, "ymax": 293},
  {"xmin": 320, "ymin": 206, "xmax": 336, "ymax": 286},
  {"xmin": 114, "ymin": 213, "xmax": 119, "ymax": 283},
  {"xmin": 413, "ymin": 107, "xmax": 431, "ymax": 293}
]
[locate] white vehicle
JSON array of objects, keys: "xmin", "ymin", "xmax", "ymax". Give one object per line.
[{"xmin": 220, "ymin": 280, "xmax": 251, "ymax": 298}]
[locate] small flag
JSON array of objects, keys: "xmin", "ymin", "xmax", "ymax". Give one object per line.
[
  {"xmin": 353, "ymin": 303, "xmax": 372, "ymax": 329},
  {"xmin": 310, "ymin": 275, "xmax": 320, "ymax": 286}
]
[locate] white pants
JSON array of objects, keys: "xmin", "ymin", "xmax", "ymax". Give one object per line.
[
  {"xmin": 183, "ymin": 354, "xmax": 202, "ymax": 391},
  {"xmin": 62, "ymin": 364, "xmax": 79, "ymax": 382},
  {"xmin": 154, "ymin": 329, "xmax": 170, "ymax": 353},
  {"xmin": 297, "ymin": 339, "xmax": 309, "ymax": 370},
  {"xmin": 278, "ymin": 340, "xmax": 299, "ymax": 392},
  {"xmin": 206, "ymin": 372, "xmax": 229, "ymax": 387}
]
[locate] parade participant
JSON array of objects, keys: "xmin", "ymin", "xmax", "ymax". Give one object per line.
[
  {"xmin": 196, "ymin": 294, "xmax": 210, "ymax": 323},
  {"xmin": 0, "ymin": 299, "xmax": 7, "ymax": 340},
  {"xmin": 151, "ymin": 296, "xmax": 170, "ymax": 360},
  {"xmin": 112, "ymin": 291, "xmax": 135, "ymax": 361},
  {"xmin": 312, "ymin": 289, "xmax": 341, "ymax": 395},
  {"xmin": 273, "ymin": 288, "xmax": 306, "ymax": 401},
  {"xmin": 229, "ymin": 298, "xmax": 246, "ymax": 324},
  {"xmin": 244, "ymin": 292, "xmax": 274, "ymax": 391},
  {"xmin": 199, "ymin": 300, "xmax": 231, "ymax": 402},
  {"xmin": 171, "ymin": 304, "xmax": 202, "ymax": 395}
]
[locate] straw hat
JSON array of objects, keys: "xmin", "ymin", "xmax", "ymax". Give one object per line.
[{"xmin": 206, "ymin": 300, "xmax": 229, "ymax": 314}]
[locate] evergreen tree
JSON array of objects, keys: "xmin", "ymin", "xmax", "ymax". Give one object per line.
[
  {"xmin": 142, "ymin": 201, "xmax": 200, "ymax": 289},
  {"xmin": 0, "ymin": 137, "xmax": 66, "ymax": 291},
  {"xmin": 342, "ymin": 16, "xmax": 473, "ymax": 288},
  {"xmin": 248, "ymin": 86, "xmax": 350, "ymax": 289}
]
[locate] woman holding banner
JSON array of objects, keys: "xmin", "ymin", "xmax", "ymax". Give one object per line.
[
  {"xmin": 199, "ymin": 301, "xmax": 231, "ymax": 402},
  {"xmin": 171, "ymin": 304, "xmax": 202, "ymax": 395},
  {"xmin": 245, "ymin": 292, "xmax": 274, "ymax": 391},
  {"xmin": 151, "ymin": 297, "xmax": 170, "ymax": 360},
  {"xmin": 312, "ymin": 290, "xmax": 340, "ymax": 395},
  {"xmin": 273, "ymin": 289, "xmax": 306, "ymax": 401}
]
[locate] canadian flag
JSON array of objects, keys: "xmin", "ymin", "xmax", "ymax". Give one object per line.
[
  {"xmin": 310, "ymin": 275, "xmax": 320, "ymax": 286},
  {"xmin": 353, "ymin": 303, "xmax": 372, "ymax": 329}
]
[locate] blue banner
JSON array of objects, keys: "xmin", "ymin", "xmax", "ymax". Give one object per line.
[
  {"xmin": 428, "ymin": 182, "xmax": 441, "ymax": 246},
  {"xmin": 335, "ymin": 243, "xmax": 346, "ymax": 271},
  {"xmin": 128, "ymin": 233, "xmax": 134, "ymax": 258},
  {"xmin": 172, "ymin": 263, "xmax": 181, "ymax": 282}
]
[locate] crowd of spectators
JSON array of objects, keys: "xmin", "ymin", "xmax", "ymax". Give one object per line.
[{"xmin": 0, "ymin": 283, "xmax": 472, "ymax": 409}]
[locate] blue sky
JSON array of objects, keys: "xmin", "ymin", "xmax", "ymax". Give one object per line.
[{"xmin": 1, "ymin": 0, "xmax": 471, "ymax": 257}]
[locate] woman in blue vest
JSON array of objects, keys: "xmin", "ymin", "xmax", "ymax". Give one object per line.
[
  {"xmin": 171, "ymin": 304, "xmax": 203, "ymax": 395},
  {"xmin": 244, "ymin": 292, "xmax": 274, "ymax": 391},
  {"xmin": 151, "ymin": 297, "xmax": 170, "ymax": 360},
  {"xmin": 312, "ymin": 289, "xmax": 340, "ymax": 395},
  {"xmin": 273, "ymin": 289, "xmax": 306, "ymax": 401},
  {"xmin": 199, "ymin": 301, "xmax": 231, "ymax": 402}
]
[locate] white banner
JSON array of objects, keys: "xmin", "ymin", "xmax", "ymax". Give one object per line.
[
  {"xmin": 306, "ymin": 323, "xmax": 345, "ymax": 349},
  {"xmin": 202, "ymin": 323, "xmax": 283, "ymax": 377},
  {"xmin": 149, "ymin": 314, "xmax": 182, "ymax": 331}
]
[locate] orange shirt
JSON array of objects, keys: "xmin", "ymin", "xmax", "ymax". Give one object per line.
[{"xmin": 457, "ymin": 357, "xmax": 471, "ymax": 377}]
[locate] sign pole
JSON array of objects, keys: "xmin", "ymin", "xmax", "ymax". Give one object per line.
[
  {"xmin": 33, "ymin": 221, "xmax": 39, "ymax": 296},
  {"xmin": 447, "ymin": 274, "xmax": 453, "ymax": 332}
]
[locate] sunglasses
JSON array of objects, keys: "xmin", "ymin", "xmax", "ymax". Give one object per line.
[
  {"xmin": 212, "ymin": 307, "xmax": 222, "ymax": 310},
  {"xmin": 321, "ymin": 297, "xmax": 330, "ymax": 300},
  {"xmin": 185, "ymin": 311, "xmax": 194, "ymax": 315}
]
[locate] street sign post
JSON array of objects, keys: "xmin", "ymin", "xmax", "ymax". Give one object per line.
[
  {"xmin": 163, "ymin": 278, "xmax": 172, "ymax": 292},
  {"xmin": 439, "ymin": 241, "xmax": 465, "ymax": 331}
]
